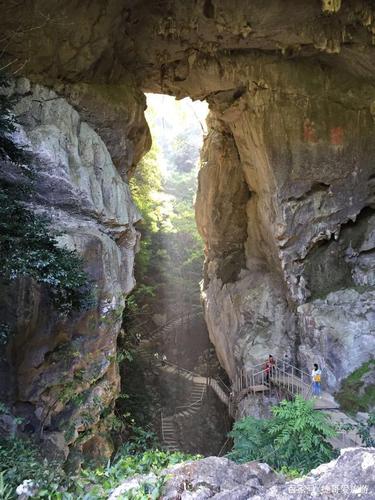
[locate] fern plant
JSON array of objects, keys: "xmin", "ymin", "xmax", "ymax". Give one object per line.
[
  {"xmin": 227, "ymin": 396, "xmax": 337, "ymax": 474},
  {"xmin": 268, "ymin": 396, "xmax": 337, "ymax": 471},
  {"xmin": 226, "ymin": 416, "xmax": 270, "ymax": 464}
]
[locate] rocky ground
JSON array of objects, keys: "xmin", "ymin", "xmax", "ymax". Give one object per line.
[{"xmin": 109, "ymin": 448, "xmax": 375, "ymax": 500}]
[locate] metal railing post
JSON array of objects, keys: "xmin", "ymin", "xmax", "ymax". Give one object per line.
[{"xmin": 291, "ymin": 365, "xmax": 294, "ymax": 394}]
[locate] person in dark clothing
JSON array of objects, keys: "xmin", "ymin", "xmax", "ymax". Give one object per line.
[{"xmin": 264, "ymin": 354, "xmax": 275, "ymax": 384}]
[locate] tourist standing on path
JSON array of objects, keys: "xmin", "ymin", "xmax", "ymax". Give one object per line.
[
  {"xmin": 311, "ymin": 363, "xmax": 322, "ymax": 397},
  {"xmin": 264, "ymin": 354, "xmax": 275, "ymax": 384}
]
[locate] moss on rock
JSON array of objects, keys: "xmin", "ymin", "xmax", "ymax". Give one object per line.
[{"xmin": 335, "ymin": 360, "xmax": 375, "ymax": 415}]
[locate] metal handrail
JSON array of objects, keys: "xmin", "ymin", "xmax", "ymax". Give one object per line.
[
  {"xmin": 232, "ymin": 357, "xmax": 313, "ymax": 404},
  {"xmin": 161, "ymin": 359, "xmax": 204, "ymax": 379},
  {"xmin": 161, "ymin": 409, "xmax": 165, "ymax": 442},
  {"xmin": 139, "ymin": 308, "xmax": 203, "ymax": 343},
  {"xmin": 216, "ymin": 375, "xmax": 231, "ymax": 392},
  {"xmin": 237, "ymin": 357, "xmax": 310, "ymax": 379},
  {"xmin": 174, "ymin": 384, "xmax": 206, "ymax": 412},
  {"xmin": 174, "ymin": 399, "xmax": 204, "ymax": 413},
  {"xmin": 273, "ymin": 356, "xmax": 310, "ymax": 378},
  {"xmin": 270, "ymin": 366, "xmax": 310, "ymax": 396},
  {"xmin": 209, "ymin": 379, "xmax": 230, "ymax": 404}
]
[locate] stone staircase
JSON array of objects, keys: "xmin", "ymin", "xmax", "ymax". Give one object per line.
[
  {"xmin": 209, "ymin": 378, "xmax": 230, "ymax": 406},
  {"xmin": 135, "ymin": 310, "xmax": 229, "ymax": 451},
  {"xmin": 139, "ymin": 354, "xmax": 229, "ymax": 451},
  {"xmin": 135, "ymin": 315, "xmax": 363, "ymax": 451},
  {"xmin": 161, "ymin": 380, "xmax": 207, "ymax": 451},
  {"xmin": 160, "ymin": 415, "xmax": 180, "ymax": 452},
  {"xmin": 158, "ymin": 361, "xmax": 231, "ymax": 451}
]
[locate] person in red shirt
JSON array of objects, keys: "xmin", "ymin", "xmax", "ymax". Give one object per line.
[{"xmin": 264, "ymin": 354, "xmax": 275, "ymax": 384}]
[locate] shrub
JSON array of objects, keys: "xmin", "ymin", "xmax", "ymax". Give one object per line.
[
  {"xmin": 227, "ymin": 396, "xmax": 337, "ymax": 474},
  {"xmin": 74, "ymin": 448, "xmax": 198, "ymax": 499},
  {"xmin": 0, "ymin": 433, "xmax": 197, "ymax": 499},
  {"xmin": 0, "ymin": 187, "xmax": 93, "ymax": 313},
  {"xmin": 0, "ymin": 437, "xmax": 65, "ymax": 498},
  {"xmin": 338, "ymin": 411, "xmax": 375, "ymax": 447}
]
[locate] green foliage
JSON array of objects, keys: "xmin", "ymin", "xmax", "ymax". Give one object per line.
[
  {"xmin": 0, "ymin": 323, "xmax": 10, "ymax": 345},
  {"xmin": 128, "ymin": 96, "xmax": 205, "ymax": 312},
  {"xmin": 0, "ymin": 403, "xmax": 23, "ymax": 425},
  {"xmin": 0, "ymin": 472, "xmax": 12, "ymax": 500},
  {"xmin": 278, "ymin": 466, "xmax": 303, "ymax": 479},
  {"xmin": 0, "ymin": 74, "xmax": 32, "ymax": 170},
  {"xmin": 268, "ymin": 397, "xmax": 337, "ymax": 470},
  {"xmin": 0, "ymin": 437, "xmax": 65, "ymax": 498},
  {"xmin": 0, "ymin": 75, "xmax": 92, "ymax": 314},
  {"xmin": 0, "ymin": 434, "xmax": 197, "ymax": 499},
  {"xmin": 0, "ymin": 188, "xmax": 93, "ymax": 314},
  {"xmin": 338, "ymin": 411, "xmax": 375, "ymax": 447},
  {"xmin": 128, "ymin": 148, "xmax": 204, "ymax": 314},
  {"xmin": 129, "ymin": 145, "xmax": 164, "ymax": 279},
  {"xmin": 115, "ymin": 426, "xmax": 159, "ymax": 456},
  {"xmin": 112, "ymin": 322, "xmax": 160, "ymax": 453},
  {"xmin": 335, "ymin": 360, "xmax": 375, "ymax": 415},
  {"xmin": 226, "ymin": 416, "xmax": 269, "ymax": 463},
  {"xmin": 115, "ymin": 359, "xmax": 157, "ymax": 439},
  {"xmin": 73, "ymin": 448, "xmax": 198, "ymax": 499},
  {"xmin": 0, "ymin": 402, "xmax": 9, "ymax": 414},
  {"xmin": 227, "ymin": 397, "xmax": 337, "ymax": 474}
]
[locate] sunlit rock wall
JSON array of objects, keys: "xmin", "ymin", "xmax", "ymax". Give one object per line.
[{"xmin": 0, "ymin": 78, "xmax": 149, "ymax": 460}]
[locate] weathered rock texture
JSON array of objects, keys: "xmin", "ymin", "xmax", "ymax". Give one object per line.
[
  {"xmin": 109, "ymin": 456, "xmax": 283, "ymax": 499},
  {"xmin": 197, "ymin": 61, "xmax": 375, "ymax": 395},
  {"xmin": 1, "ymin": 0, "xmax": 375, "ymax": 447},
  {"xmin": 108, "ymin": 448, "xmax": 375, "ymax": 499},
  {"xmin": 0, "ymin": 78, "xmax": 148, "ymax": 459}
]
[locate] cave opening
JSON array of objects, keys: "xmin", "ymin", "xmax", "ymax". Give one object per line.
[{"xmin": 117, "ymin": 94, "xmax": 231, "ymax": 456}]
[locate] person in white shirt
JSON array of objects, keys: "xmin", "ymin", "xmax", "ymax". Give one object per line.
[{"xmin": 311, "ymin": 363, "xmax": 322, "ymax": 397}]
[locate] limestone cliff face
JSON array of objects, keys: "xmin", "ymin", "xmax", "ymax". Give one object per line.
[
  {"xmin": 0, "ymin": 78, "xmax": 148, "ymax": 459},
  {"xmin": 1, "ymin": 0, "xmax": 375, "ymax": 441},
  {"xmin": 196, "ymin": 61, "xmax": 375, "ymax": 392}
]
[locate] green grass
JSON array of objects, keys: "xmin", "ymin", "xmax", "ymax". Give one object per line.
[{"xmin": 335, "ymin": 360, "xmax": 375, "ymax": 415}]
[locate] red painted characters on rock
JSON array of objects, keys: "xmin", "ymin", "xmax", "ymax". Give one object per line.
[
  {"xmin": 330, "ymin": 126, "xmax": 344, "ymax": 146},
  {"xmin": 303, "ymin": 118, "xmax": 318, "ymax": 143}
]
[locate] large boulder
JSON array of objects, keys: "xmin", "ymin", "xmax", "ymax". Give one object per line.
[
  {"xmin": 110, "ymin": 456, "xmax": 283, "ymax": 499},
  {"xmin": 259, "ymin": 447, "xmax": 375, "ymax": 499}
]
